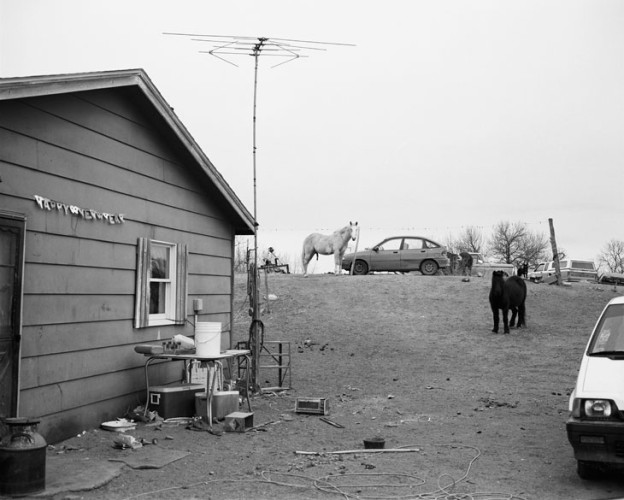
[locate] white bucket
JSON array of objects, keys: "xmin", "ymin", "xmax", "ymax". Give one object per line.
[{"xmin": 195, "ymin": 322, "xmax": 221, "ymax": 357}]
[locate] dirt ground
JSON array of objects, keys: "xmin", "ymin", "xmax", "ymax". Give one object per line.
[{"xmin": 31, "ymin": 273, "xmax": 624, "ymax": 500}]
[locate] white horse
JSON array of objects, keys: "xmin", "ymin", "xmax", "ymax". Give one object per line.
[{"xmin": 302, "ymin": 222, "xmax": 358, "ymax": 277}]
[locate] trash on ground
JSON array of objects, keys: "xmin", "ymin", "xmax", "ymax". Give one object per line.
[
  {"xmin": 295, "ymin": 447, "xmax": 419, "ymax": 455},
  {"xmin": 101, "ymin": 419, "xmax": 137, "ymax": 432},
  {"xmin": 295, "ymin": 397, "xmax": 330, "ymax": 415},
  {"xmin": 113, "ymin": 434, "xmax": 142, "ymax": 450},
  {"xmin": 320, "ymin": 417, "xmax": 344, "ymax": 428},
  {"xmin": 163, "ymin": 417, "xmax": 193, "ymax": 425}
]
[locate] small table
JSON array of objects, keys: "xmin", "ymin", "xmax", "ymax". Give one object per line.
[
  {"xmin": 139, "ymin": 349, "xmax": 252, "ymax": 429},
  {"xmin": 260, "ymin": 263, "xmax": 290, "ymax": 273}
]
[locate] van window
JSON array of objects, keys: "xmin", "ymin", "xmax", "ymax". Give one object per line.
[
  {"xmin": 559, "ymin": 261, "xmax": 567, "ymax": 268},
  {"xmin": 570, "ymin": 261, "xmax": 595, "ymax": 270},
  {"xmin": 588, "ymin": 304, "xmax": 624, "ymax": 354}
]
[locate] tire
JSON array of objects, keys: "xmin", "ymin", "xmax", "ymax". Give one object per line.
[
  {"xmin": 352, "ymin": 260, "xmax": 369, "ymax": 275},
  {"xmin": 577, "ymin": 460, "xmax": 601, "ymax": 480},
  {"xmin": 420, "ymin": 260, "xmax": 439, "ymax": 276}
]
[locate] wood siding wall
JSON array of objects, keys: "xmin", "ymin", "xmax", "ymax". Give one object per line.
[{"xmin": 0, "ymin": 90, "xmax": 238, "ymax": 442}]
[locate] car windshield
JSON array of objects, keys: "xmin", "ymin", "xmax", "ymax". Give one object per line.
[{"xmin": 588, "ymin": 304, "xmax": 624, "ymax": 355}]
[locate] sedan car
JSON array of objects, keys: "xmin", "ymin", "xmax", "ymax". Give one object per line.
[{"xmin": 341, "ymin": 236, "xmax": 449, "ymax": 275}]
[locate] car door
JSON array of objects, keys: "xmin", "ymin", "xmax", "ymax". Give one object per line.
[
  {"xmin": 400, "ymin": 237, "xmax": 428, "ymax": 271},
  {"xmin": 369, "ymin": 238, "xmax": 403, "ymax": 271}
]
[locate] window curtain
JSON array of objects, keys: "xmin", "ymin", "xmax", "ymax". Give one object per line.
[{"xmin": 134, "ymin": 237, "xmax": 151, "ymax": 328}]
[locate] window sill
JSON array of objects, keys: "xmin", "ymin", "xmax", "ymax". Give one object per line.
[{"xmin": 148, "ymin": 318, "xmax": 176, "ymax": 327}]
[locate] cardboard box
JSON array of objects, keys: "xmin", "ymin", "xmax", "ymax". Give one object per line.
[
  {"xmin": 189, "ymin": 362, "xmax": 208, "ymax": 385},
  {"xmin": 148, "ymin": 383, "xmax": 204, "ymax": 419},
  {"xmin": 224, "ymin": 412, "xmax": 254, "ymax": 432}
]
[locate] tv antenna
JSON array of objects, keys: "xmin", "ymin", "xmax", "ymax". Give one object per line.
[{"xmin": 164, "ymin": 32, "xmax": 354, "ymax": 390}]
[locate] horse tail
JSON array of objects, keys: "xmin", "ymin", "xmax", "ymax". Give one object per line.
[{"xmin": 302, "ymin": 236, "xmax": 317, "ymax": 264}]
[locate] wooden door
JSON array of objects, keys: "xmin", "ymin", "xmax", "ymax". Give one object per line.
[{"xmin": 0, "ymin": 214, "xmax": 25, "ymax": 419}]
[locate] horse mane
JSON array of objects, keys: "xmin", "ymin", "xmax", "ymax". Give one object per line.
[{"xmin": 337, "ymin": 225, "xmax": 352, "ymax": 237}]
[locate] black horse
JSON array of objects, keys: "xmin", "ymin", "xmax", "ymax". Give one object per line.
[{"xmin": 489, "ymin": 270, "xmax": 527, "ymax": 333}]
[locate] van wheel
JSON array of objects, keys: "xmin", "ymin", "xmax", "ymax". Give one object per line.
[{"xmin": 577, "ymin": 460, "xmax": 601, "ymax": 480}]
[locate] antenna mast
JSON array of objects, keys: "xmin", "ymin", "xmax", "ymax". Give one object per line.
[{"xmin": 164, "ymin": 32, "xmax": 354, "ymax": 392}]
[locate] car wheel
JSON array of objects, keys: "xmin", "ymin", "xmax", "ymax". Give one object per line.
[
  {"xmin": 577, "ymin": 460, "xmax": 601, "ymax": 480},
  {"xmin": 420, "ymin": 260, "xmax": 439, "ymax": 276},
  {"xmin": 352, "ymin": 260, "xmax": 369, "ymax": 275}
]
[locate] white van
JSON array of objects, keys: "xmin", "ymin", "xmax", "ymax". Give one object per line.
[
  {"xmin": 528, "ymin": 261, "xmax": 556, "ymax": 282},
  {"xmin": 566, "ymin": 295, "xmax": 624, "ymax": 479},
  {"xmin": 558, "ymin": 259, "xmax": 598, "ymax": 282},
  {"xmin": 529, "ymin": 259, "xmax": 598, "ymax": 283}
]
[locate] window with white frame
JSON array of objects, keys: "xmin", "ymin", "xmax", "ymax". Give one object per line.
[{"xmin": 135, "ymin": 238, "xmax": 188, "ymax": 328}]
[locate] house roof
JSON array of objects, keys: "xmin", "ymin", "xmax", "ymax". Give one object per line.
[{"xmin": 0, "ymin": 68, "xmax": 255, "ymax": 235}]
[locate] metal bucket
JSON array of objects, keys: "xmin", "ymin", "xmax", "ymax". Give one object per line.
[{"xmin": 0, "ymin": 417, "xmax": 47, "ymax": 496}]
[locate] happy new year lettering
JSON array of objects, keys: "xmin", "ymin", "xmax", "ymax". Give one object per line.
[{"xmin": 33, "ymin": 195, "xmax": 125, "ymax": 225}]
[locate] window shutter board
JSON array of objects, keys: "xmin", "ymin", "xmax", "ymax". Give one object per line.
[
  {"xmin": 134, "ymin": 238, "xmax": 150, "ymax": 328},
  {"xmin": 175, "ymin": 243, "xmax": 188, "ymax": 324}
]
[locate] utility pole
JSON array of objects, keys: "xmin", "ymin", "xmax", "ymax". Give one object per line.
[
  {"xmin": 549, "ymin": 218, "xmax": 562, "ymax": 285},
  {"xmin": 164, "ymin": 32, "xmax": 354, "ymax": 391}
]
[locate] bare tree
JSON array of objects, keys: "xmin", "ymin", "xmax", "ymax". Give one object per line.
[
  {"xmin": 598, "ymin": 239, "xmax": 624, "ymax": 273},
  {"xmin": 234, "ymin": 236, "xmax": 253, "ymax": 273},
  {"xmin": 280, "ymin": 252, "xmax": 302, "ymax": 274},
  {"xmin": 488, "ymin": 221, "xmax": 527, "ymax": 264},
  {"xmin": 516, "ymin": 231, "xmax": 550, "ymax": 267},
  {"xmin": 444, "ymin": 233, "xmax": 459, "ymax": 254},
  {"xmin": 455, "ymin": 226, "xmax": 485, "ymax": 253}
]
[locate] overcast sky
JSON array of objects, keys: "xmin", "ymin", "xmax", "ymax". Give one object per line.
[{"xmin": 2, "ymin": 1, "xmax": 623, "ymax": 273}]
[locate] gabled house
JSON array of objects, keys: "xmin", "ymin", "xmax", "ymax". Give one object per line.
[{"xmin": 0, "ymin": 69, "xmax": 254, "ymax": 443}]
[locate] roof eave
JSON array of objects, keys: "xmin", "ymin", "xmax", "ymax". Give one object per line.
[{"xmin": 0, "ymin": 69, "xmax": 255, "ymax": 235}]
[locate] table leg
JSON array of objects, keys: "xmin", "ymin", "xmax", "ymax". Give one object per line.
[
  {"xmin": 243, "ymin": 354, "xmax": 252, "ymax": 412},
  {"xmin": 143, "ymin": 356, "xmax": 157, "ymax": 418},
  {"xmin": 206, "ymin": 361, "xmax": 220, "ymax": 430}
]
